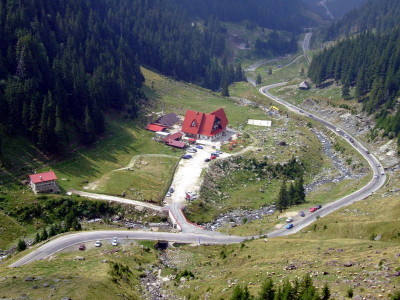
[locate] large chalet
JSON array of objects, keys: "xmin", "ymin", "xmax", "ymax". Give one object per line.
[{"xmin": 181, "ymin": 108, "xmax": 228, "ymax": 141}]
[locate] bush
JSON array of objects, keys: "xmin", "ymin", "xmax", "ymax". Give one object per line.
[
  {"xmin": 347, "ymin": 287, "xmax": 354, "ymax": 298},
  {"xmin": 17, "ymin": 239, "xmax": 27, "ymax": 252}
]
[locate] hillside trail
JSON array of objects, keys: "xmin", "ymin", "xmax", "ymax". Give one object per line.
[{"xmin": 84, "ymin": 153, "xmax": 176, "ymax": 191}]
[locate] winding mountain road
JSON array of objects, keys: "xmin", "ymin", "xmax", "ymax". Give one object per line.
[{"xmin": 259, "ymin": 82, "xmax": 386, "ymax": 237}]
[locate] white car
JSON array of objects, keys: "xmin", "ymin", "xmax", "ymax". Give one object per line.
[
  {"xmin": 112, "ymin": 238, "xmax": 118, "ymax": 246},
  {"xmin": 166, "ymin": 192, "xmax": 172, "ymax": 197},
  {"xmin": 94, "ymin": 240, "xmax": 102, "ymax": 247},
  {"xmin": 286, "ymin": 217, "xmax": 293, "ymax": 223}
]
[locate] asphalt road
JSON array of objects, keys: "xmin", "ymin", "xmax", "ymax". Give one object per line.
[
  {"xmin": 259, "ymin": 83, "xmax": 387, "ymax": 237},
  {"xmin": 9, "ymin": 230, "xmax": 245, "ymax": 268}
]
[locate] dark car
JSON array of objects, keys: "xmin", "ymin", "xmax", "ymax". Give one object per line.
[
  {"xmin": 316, "ymin": 205, "xmax": 322, "ymax": 209},
  {"xmin": 286, "ymin": 223, "xmax": 294, "ymax": 229},
  {"xmin": 299, "ymin": 211, "xmax": 305, "ymax": 217},
  {"xmin": 204, "ymin": 158, "xmax": 211, "ymax": 162},
  {"xmin": 169, "ymin": 188, "xmax": 175, "ymax": 193},
  {"xmin": 78, "ymin": 244, "xmax": 86, "ymax": 251},
  {"xmin": 211, "ymin": 152, "xmax": 220, "ymax": 157},
  {"xmin": 182, "ymin": 155, "xmax": 192, "ymax": 159},
  {"xmin": 195, "ymin": 145, "xmax": 203, "ymax": 149}
]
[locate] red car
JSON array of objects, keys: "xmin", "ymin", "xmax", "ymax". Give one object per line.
[
  {"xmin": 210, "ymin": 155, "xmax": 217, "ymax": 160},
  {"xmin": 78, "ymin": 244, "xmax": 86, "ymax": 251},
  {"xmin": 309, "ymin": 207, "xmax": 318, "ymax": 212}
]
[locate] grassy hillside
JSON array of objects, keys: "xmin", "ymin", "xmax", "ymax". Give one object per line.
[{"xmin": 0, "ymin": 242, "xmax": 158, "ymax": 299}]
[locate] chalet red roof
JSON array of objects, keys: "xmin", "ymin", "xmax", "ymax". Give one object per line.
[
  {"xmin": 146, "ymin": 123, "xmax": 166, "ymax": 132},
  {"xmin": 165, "ymin": 139, "xmax": 186, "ymax": 148},
  {"xmin": 162, "ymin": 132, "xmax": 183, "ymax": 142},
  {"xmin": 181, "ymin": 108, "xmax": 228, "ymax": 137},
  {"xmin": 29, "ymin": 171, "xmax": 57, "ymax": 184}
]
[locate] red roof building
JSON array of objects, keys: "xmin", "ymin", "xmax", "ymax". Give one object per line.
[
  {"xmin": 163, "ymin": 132, "xmax": 186, "ymax": 149},
  {"xmin": 165, "ymin": 139, "xmax": 186, "ymax": 149},
  {"xmin": 146, "ymin": 123, "xmax": 167, "ymax": 132},
  {"xmin": 181, "ymin": 108, "xmax": 228, "ymax": 141},
  {"xmin": 29, "ymin": 171, "xmax": 60, "ymax": 194},
  {"xmin": 162, "ymin": 132, "xmax": 183, "ymax": 142}
]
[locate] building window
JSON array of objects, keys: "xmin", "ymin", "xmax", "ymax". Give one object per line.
[{"xmin": 191, "ymin": 120, "xmax": 197, "ymax": 127}]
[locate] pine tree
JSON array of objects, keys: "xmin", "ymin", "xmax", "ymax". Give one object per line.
[
  {"xmin": 276, "ymin": 181, "xmax": 288, "ymax": 212},
  {"xmin": 295, "ymin": 176, "xmax": 306, "ymax": 204},
  {"xmin": 230, "ymin": 285, "xmax": 252, "ymax": 300},
  {"xmin": 256, "ymin": 73, "xmax": 262, "ymax": 85},
  {"xmin": 288, "ymin": 183, "xmax": 295, "ymax": 206},
  {"xmin": 258, "ymin": 278, "xmax": 275, "ymax": 300},
  {"xmin": 341, "ymin": 80, "xmax": 350, "ymax": 99},
  {"xmin": 299, "ymin": 67, "xmax": 305, "ymax": 77},
  {"xmin": 17, "ymin": 239, "xmax": 27, "ymax": 252},
  {"xmin": 321, "ymin": 283, "xmax": 331, "ymax": 300},
  {"xmin": 83, "ymin": 106, "xmax": 95, "ymax": 145},
  {"xmin": 41, "ymin": 228, "xmax": 48, "ymax": 241},
  {"xmin": 35, "ymin": 232, "xmax": 41, "ymax": 243}
]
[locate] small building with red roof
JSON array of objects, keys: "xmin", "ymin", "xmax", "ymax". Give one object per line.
[
  {"xmin": 29, "ymin": 171, "xmax": 60, "ymax": 194},
  {"xmin": 146, "ymin": 123, "xmax": 167, "ymax": 132},
  {"xmin": 181, "ymin": 108, "xmax": 228, "ymax": 141},
  {"xmin": 163, "ymin": 132, "xmax": 186, "ymax": 149}
]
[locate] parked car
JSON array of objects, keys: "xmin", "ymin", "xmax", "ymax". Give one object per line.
[
  {"xmin": 169, "ymin": 188, "xmax": 175, "ymax": 193},
  {"xmin": 210, "ymin": 155, "xmax": 217, "ymax": 160},
  {"xmin": 187, "ymin": 148, "xmax": 197, "ymax": 153},
  {"xmin": 204, "ymin": 158, "xmax": 211, "ymax": 162},
  {"xmin": 112, "ymin": 237, "xmax": 118, "ymax": 246},
  {"xmin": 309, "ymin": 207, "xmax": 318, "ymax": 212},
  {"xmin": 299, "ymin": 211, "xmax": 305, "ymax": 217},
  {"xmin": 195, "ymin": 145, "xmax": 203, "ymax": 149},
  {"xmin": 182, "ymin": 154, "xmax": 192, "ymax": 159},
  {"xmin": 211, "ymin": 152, "xmax": 220, "ymax": 157},
  {"xmin": 216, "ymin": 150, "xmax": 223, "ymax": 154},
  {"xmin": 94, "ymin": 240, "xmax": 102, "ymax": 247},
  {"xmin": 186, "ymin": 192, "xmax": 197, "ymax": 200},
  {"xmin": 286, "ymin": 217, "xmax": 293, "ymax": 223},
  {"xmin": 78, "ymin": 244, "xmax": 86, "ymax": 251},
  {"xmin": 316, "ymin": 205, "xmax": 322, "ymax": 209},
  {"xmin": 166, "ymin": 192, "xmax": 171, "ymax": 197},
  {"xmin": 286, "ymin": 223, "xmax": 294, "ymax": 229}
]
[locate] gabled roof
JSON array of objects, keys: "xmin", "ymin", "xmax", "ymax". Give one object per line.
[
  {"xmin": 163, "ymin": 132, "xmax": 183, "ymax": 142},
  {"xmin": 181, "ymin": 110, "xmax": 205, "ymax": 135},
  {"xmin": 165, "ymin": 139, "xmax": 186, "ymax": 148},
  {"xmin": 299, "ymin": 81, "xmax": 310, "ymax": 89},
  {"xmin": 29, "ymin": 171, "xmax": 57, "ymax": 184},
  {"xmin": 146, "ymin": 123, "xmax": 166, "ymax": 132},
  {"xmin": 181, "ymin": 108, "xmax": 228, "ymax": 136},
  {"xmin": 156, "ymin": 113, "xmax": 179, "ymax": 127}
]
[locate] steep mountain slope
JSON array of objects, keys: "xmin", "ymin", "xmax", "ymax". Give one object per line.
[
  {"xmin": 309, "ymin": 29, "xmax": 400, "ymax": 150},
  {"xmin": 174, "ymin": 0, "xmax": 322, "ymax": 33},
  {"xmin": 0, "ymin": 0, "xmax": 228, "ymax": 154},
  {"xmin": 303, "ymin": 0, "xmax": 367, "ymax": 20},
  {"xmin": 323, "ymin": 0, "xmax": 400, "ymax": 39}
]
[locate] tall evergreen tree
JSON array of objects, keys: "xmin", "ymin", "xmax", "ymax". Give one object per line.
[
  {"xmin": 277, "ymin": 181, "xmax": 289, "ymax": 212},
  {"xmin": 258, "ymin": 278, "xmax": 275, "ymax": 300}
]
